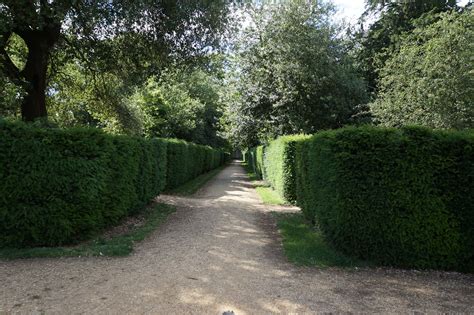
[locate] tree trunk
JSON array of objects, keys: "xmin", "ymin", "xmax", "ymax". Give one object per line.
[
  {"xmin": 21, "ymin": 44, "xmax": 48, "ymax": 120},
  {"xmin": 20, "ymin": 34, "xmax": 52, "ymax": 121},
  {"xmin": 0, "ymin": 2, "xmax": 63, "ymax": 121}
]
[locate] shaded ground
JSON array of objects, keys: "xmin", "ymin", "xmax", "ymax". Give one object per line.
[{"xmin": 1, "ymin": 162, "xmax": 473, "ymax": 314}]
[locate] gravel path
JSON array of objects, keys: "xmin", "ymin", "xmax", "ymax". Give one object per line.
[{"xmin": 1, "ymin": 162, "xmax": 473, "ymax": 314}]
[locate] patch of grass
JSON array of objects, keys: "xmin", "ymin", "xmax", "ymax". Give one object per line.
[
  {"xmin": 243, "ymin": 162, "xmax": 286, "ymax": 205},
  {"xmin": 166, "ymin": 165, "xmax": 226, "ymax": 196},
  {"xmin": 275, "ymin": 212, "xmax": 371, "ymax": 268},
  {"xmin": 256, "ymin": 186, "xmax": 286, "ymax": 205},
  {"xmin": 0, "ymin": 203, "xmax": 175, "ymax": 260},
  {"xmin": 245, "ymin": 170, "xmax": 260, "ymax": 182}
]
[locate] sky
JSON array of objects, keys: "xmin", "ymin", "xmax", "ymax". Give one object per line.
[
  {"xmin": 332, "ymin": 0, "xmax": 366, "ymax": 24},
  {"xmin": 332, "ymin": 0, "xmax": 470, "ymax": 24}
]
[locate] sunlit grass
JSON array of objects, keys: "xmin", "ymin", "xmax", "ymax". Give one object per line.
[
  {"xmin": 243, "ymin": 162, "xmax": 287, "ymax": 205},
  {"xmin": 256, "ymin": 185, "xmax": 286, "ymax": 205}
]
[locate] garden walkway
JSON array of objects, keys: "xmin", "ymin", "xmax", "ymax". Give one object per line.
[{"xmin": 1, "ymin": 162, "xmax": 473, "ymax": 314}]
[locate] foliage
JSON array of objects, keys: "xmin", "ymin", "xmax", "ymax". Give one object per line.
[
  {"xmin": 165, "ymin": 139, "xmax": 229, "ymax": 190},
  {"xmin": 48, "ymin": 62, "xmax": 143, "ymax": 134},
  {"xmin": 129, "ymin": 67, "xmax": 227, "ymax": 147},
  {"xmin": 0, "ymin": 75, "xmax": 22, "ymax": 117},
  {"xmin": 264, "ymin": 135, "xmax": 310, "ymax": 204},
  {"xmin": 370, "ymin": 9, "xmax": 474, "ymax": 129},
  {"xmin": 355, "ymin": 0, "xmax": 458, "ymax": 94},
  {"xmin": 166, "ymin": 165, "xmax": 226, "ymax": 196},
  {"xmin": 0, "ymin": 119, "xmax": 227, "ymax": 247},
  {"xmin": 244, "ymin": 146, "xmax": 265, "ymax": 180},
  {"xmin": 295, "ymin": 126, "xmax": 474, "ymax": 271},
  {"xmin": 0, "ymin": 0, "xmax": 231, "ymax": 120},
  {"xmin": 0, "ymin": 33, "xmax": 25, "ymax": 117},
  {"xmin": 226, "ymin": 1, "xmax": 367, "ymax": 147},
  {"xmin": 0, "ymin": 203, "xmax": 175, "ymax": 259},
  {"xmin": 275, "ymin": 212, "xmax": 370, "ymax": 268},
  {"xmin": 0, "ymin": 119, "xmax": 166, "ymax": 247},
  {"xmin": 255, "ymin": 186, "xmax": 285, "ymax": 205}
]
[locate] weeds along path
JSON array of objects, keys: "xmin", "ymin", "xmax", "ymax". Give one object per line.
[{"xmin": 1, "ymin": 161, "xmax": 473, "ymax": 314}]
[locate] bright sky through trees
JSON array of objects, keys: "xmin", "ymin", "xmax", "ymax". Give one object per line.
[{"xmin": 333, "ymin": 0, "xmax": 470, "ymax": 23}]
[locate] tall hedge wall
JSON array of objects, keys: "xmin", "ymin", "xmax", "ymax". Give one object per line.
[
  {"xmin": 165, "ymin": 139, "xmax": 229, "ymax": 190},
  {"xmin": 295, "ymin": 126, "xmax": 473, "ymax": 271},
  {"xmin": 263, "ymin": 135, "xmax": 309, "ymax": 204},
  {"xmin": 0, "ymin": 120, "xmax": 228, "ymax": 247},
  {"xmin": 244, "ymin": 146, "xmax": 264, "ymax": 179}
]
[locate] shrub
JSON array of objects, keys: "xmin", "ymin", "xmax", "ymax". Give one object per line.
[
  {"xmin": 165, "ymin": 139, "xmax": 228, "ymax": 190},
  {"xmin": 295, "ymin": 125, "xmax": 473, "ymax": 270},
  {"xmin": 0, "ymin": 120, "xmax": 227, "ymax": 247},
  {"xmin": 264, "ymin": 135, "xmax": 309, "ymax": 203},
  {"xmin": 0, "ymin": 120, "xmax": 167, "ymax": 247},
  {"xmin": 245, "ymin": 146, "xmax": 265, "ymax": 179}
]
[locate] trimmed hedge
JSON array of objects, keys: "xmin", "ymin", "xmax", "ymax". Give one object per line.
[
  {"xmin": 0, "ymin": 120, "xmax": 228, "ymax": 247},
  {"xmin": 295, "ymin": 126, "xmax": 474, "ymax": 270},
  {"xmin": 244, "ymin": 146, "xmax": 265, "ymax": 179},
  {"xmin": 165, "ymin": 139, "xmax": 229, "ymax": 190},
  {"xmin": 264, "ymin": 135, "xmax": 309, "ymax": 204}
]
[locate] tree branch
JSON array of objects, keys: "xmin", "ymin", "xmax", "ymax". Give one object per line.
[{"xmin": 0, "ymin": 32, "xmax": 23, "ymax": 84}]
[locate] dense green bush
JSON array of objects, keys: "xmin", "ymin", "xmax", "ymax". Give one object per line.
[
  {"xmin": 295, "ymin": 126, "xmax": 473, "ymax": 271},
  {"xmin": 164, "ymin": 139, "xmax": 229, "ymax": 190},
  {"xmin": 0, "ymin": 120, "xmax": 227, "ymax": 247},
  {"xmin": 244, "ymin": 146, "xmax": 265, "ymax": 179},
  {"xmin": 264, "ymin": 135, "xmax": 309, "ymax": 203}
]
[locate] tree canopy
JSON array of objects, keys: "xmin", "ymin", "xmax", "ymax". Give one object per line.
[
  {"xmin": 0, "ymin": 0, "xmax": 472, "ymax": 150},
  {"xmin": 370, "ymin": 9, "xmax": 474, "ymax": 129},
  {"xmin": 355, "ymin": 0, "xmax": 458, "ymax": 94},
  {"xmin": 225, "ymin": 1, "xmax": 368, "ymax": 148},
  {"xmin": 0, "ymin": 0, "xmax": 230, "ymax": 120},
  {"xmin": 130, "ymin": 65, "xmax": 227, "ymax": 147}
]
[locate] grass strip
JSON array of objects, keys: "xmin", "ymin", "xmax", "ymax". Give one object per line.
[
  {"xmin": 244, "ymin": 163, "xmax": 286, "ymax": 205},
  {"xmin": 256, "ymin": 186, "xmax": 286, "ymax": 205},
  {"xmin": 275, "ymin": 212, "xmax": 371, "ymax": 268},
  {"xmin": 0, "ymin": 203, "xmax": 175, "ymax": 260}
]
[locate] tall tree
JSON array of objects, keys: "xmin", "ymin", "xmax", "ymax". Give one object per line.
[
  {"xmin": 356, "ymin": 0, "xmax": 458, "ymax": 94},
  {"xmin": 370, "ymin": 9, "xmax": 474, "ymax": 129},
  {"xmin": 0, "ymin": 0, "xmax": 230, "ymax": 121},
  {"xmin": 130, "ymin": 65, "xmax": 227, "ymax": 147},
  {"xmin": 226, "ymin": 1, "xmax": 367, "ymax": 147}
]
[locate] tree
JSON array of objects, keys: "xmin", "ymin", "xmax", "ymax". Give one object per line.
[
  {"xmin": 0, "ymin": 0, "xmax": 230, "ymax": 121},
  {"xmin": 47, "ymin": 62, "xmax": 143, "ymax": 134},
  {"xmin": 370, "ymin": 9, "xmax": 474, "ymax": 129},
  {"xmin": 355, "ymin": 0, "xmax": 458, "ymax": 94},
  {"xmin": 226, "ymin": 1, "xmax": 367, "ymax": 147},
  {"xmin": 129, "ymin": 66, "xmax": 227, "ymax": 147}
]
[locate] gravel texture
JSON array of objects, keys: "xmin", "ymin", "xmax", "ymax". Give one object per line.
[{"xmin": 1, "ymin": 161, "xmax": 473, "ymax": 314}]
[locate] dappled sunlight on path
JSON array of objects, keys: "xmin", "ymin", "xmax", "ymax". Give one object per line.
[{"xmin": 1, "ymin": 161, "xmax": 473, "ymax": 314}]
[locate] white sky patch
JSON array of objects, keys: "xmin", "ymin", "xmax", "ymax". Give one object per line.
[
  {"xmin": 332, "ymin": 0, "xmax": 366, "ymax": 24},
  {"xmin": 332, "ymin": 0, "xmax": 471, "ymax": 24}
]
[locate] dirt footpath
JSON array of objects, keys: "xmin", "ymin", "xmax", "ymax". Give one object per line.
[{"xmin": 1, "ymin": 162, "xmax": 473, "ymax": 314}]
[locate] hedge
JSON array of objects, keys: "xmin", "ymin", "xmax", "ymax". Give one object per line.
[
  {"xmin": 165, "ymin": 139, "xmax": 229, "ymax": 190},
  {"xmin": 295, "ymin": 126, "xmax": 474, "ymax": 271},
  {"xmin": 263, "ymin": 135, "xmax": 309, "ymax": 204},
  {"xmin": 244, "ymin": 146, "xmax": 265, "ymax": 179},
  {"xmin": 0, "ymin": 120, "xmax": 228, "ymax": 247}
]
